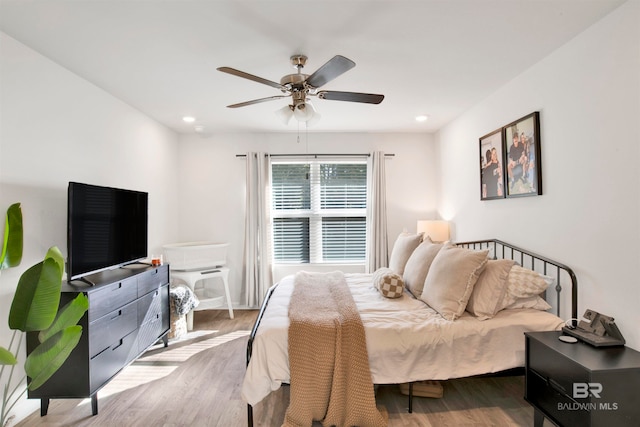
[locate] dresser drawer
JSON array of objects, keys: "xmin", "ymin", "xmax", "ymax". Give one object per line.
[
  {"xmin": 527, "ymin": 368, "xmax": 591, "ymax": 427},
  {"xmin": 89, "ymin": 330, "xmax": 137, "ymax": 391},
  {"xmin": 528, "ymin": 337, "xmax": 590, "ymax": 394},
  {"xmin": 137, "ymin": 265, "xmax": 168, "ymax": 297},
  {"xmin": 138, "ymin": 310, "xmax": 163, "ymax": 353},
  {"xmin": 138, "ymin": 287, "xmax": 163, "ymax": 325},
  {"xmin": 89, "ymin": 278, "xmax": 138, "ymax": 322},
  {"xmin": 137, "ymin": 284, "xmax": 169, "ymax": 352},
  {"xmin": 89, "ymin": 300, "xmax": 138, "ymax": 358}
]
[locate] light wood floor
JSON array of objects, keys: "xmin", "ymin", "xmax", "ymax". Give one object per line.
[{"xmin": 16, "ymin": 310, "xmax": 553, "ymax": 426}]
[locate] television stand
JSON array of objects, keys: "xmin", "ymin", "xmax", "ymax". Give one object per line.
[{"xmin": 27, "ymin": 264, "xmax": 170, "ymax": 416}]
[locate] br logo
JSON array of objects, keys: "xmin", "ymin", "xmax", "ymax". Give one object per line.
[{"xmin": 573, "ymin": 383, "xmax": 602, "ymax": 398}]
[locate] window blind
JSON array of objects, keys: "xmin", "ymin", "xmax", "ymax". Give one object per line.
[
  {"xmin": 271, "ymin": 163, "xmax": 310, "ymax": 210},
  {"xmin": 321, "ymin": 217, "xmax": 366, "ymax": 261},
  {"xmin": 271, "ymin": 160, "xmax": 367, "ymax": 263}
]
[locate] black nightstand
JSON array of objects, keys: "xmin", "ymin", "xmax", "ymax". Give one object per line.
[{"xmin": 525, "ymin": 331, "xmax": 640, "ymax": 427}]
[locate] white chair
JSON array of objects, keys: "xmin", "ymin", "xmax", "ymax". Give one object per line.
[{"xmin": 163, "ymin": 242, "xmax": 234, "ymax": 331}]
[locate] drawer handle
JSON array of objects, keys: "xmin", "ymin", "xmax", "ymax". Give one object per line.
[
  {"xmin": 112, "ymin": 338, "xmax": 124, "ymax": 351},
  {"xmin": 91, "ymin": 346, "xmax": 109, "ymax": 360},
  {"xmin": 113, "ymin": 283, "xmax": 123, "ymax": 291},
  {"xmin": 110, "ymin": 310, "xmax": 122, "ymax": 321},
  {"xmin": 549, "ymin": 378, "xmax": 567, "ymax": 394}
]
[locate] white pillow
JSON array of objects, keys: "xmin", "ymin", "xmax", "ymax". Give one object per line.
[
  {"xmin": 466, "ymin": 259, "xmax": 516, "ymax": 320},
  {"xmin": 388, "ymin": 233, "xmax": 422, "ymax": 275},
  {"xmin": 498, "ymin": 265, "xmax": 552, "ymax": 310},
  {"xmin": 402, "ymin": 238, "xmax": 443, "ymax": 297},
  {"xmin": 420, "ymin": 243, "xmax": 489, "ymax": 321}
]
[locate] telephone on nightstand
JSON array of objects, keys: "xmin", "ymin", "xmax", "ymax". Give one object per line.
[{"xmin": 561, "ymin": 309, "xmax": 626, "ymax": 347}]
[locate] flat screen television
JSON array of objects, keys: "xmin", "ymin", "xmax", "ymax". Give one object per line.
[{"xmin": 67, "ymin": 182, "xmax": 148, "ymax": 281}]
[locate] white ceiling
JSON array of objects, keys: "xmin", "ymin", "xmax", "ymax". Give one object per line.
[{"xmin": 0, "ymin": 0, "xmax": 625, "ymax": 135}]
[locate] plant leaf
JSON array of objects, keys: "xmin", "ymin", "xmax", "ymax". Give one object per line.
[
  {"xmin": 44, "ymin": 246, "xmax": 64, "ymax": 277},
  {"xmin": 38, "ymin": 293, "xmax": 89, "ymax": 343},
  {"xmin": 9, "ymin": 249, "xmax": 63, "ymax": 332},
  {"xmin": 25, "ymin": 325, "xmax": 82, "ymax": 390},
  {"xmin": 0, "ymin": 346, "xmax": 18, "ymax": 365},
  {"xmin": 0, "ymin": 202, "xmax": 23, "ymax": 269}
]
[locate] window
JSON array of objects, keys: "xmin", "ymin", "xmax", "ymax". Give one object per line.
[{"xmin": 271, "ymin": 159, "xmax": 368, "ymax": 263}]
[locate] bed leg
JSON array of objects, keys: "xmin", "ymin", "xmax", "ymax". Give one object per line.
[
  {"xmin": 408, "ymin": 382, "xmax": 413, "ymax": 413},
  {"xmin": 247, "ymin": 404, "xmax": 253, "ymax": 427}
]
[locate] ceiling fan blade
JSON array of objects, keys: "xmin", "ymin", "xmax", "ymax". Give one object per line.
[
  {"xmin": 217, "ymin": 66, "xmax": 286, "ymax": 90},
  {"xmin": 306, "ymin": 55, "xmax": 356, "ymax": 88},
  {"xmin": 227, "ymin": 95, "xmax": 287, "ymax": 108},
  {"xmin": 317, "ymin": 91, "xmax": 384, "ymax": 104}
]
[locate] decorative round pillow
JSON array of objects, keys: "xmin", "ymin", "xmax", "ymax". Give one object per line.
[{"xmin": 372, "ymin": 267, "xmax": 404, "ymax": 299}]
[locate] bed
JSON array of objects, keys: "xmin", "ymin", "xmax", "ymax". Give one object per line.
[{"xmin": 242, "ymin": 239, "xmax": 578, "ymax": 426}]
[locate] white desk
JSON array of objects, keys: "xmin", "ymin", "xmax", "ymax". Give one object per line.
[{"xmin": 169, "ymin": 267, "xmax": 234, "ymax": 330}]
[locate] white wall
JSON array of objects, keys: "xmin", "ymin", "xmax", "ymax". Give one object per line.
[
  {"xmin": 0, "ymin": 33, "xmax": 180, "ymax": 423},
  {"xmin": 175, "ymin": 132, "xmax": 438, "ymax": 304},
  {"xmin": 436, "ymin": 1, "xmax": 640, "ymax": 350}
]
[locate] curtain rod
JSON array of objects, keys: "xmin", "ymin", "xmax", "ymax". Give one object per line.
[{"xmin": 236, "ymin": 153, "xmax": 395, "ymax": 158}]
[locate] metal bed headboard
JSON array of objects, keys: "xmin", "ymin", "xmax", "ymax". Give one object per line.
[{"xmin": 456, "ymin": 239, "xmax": 577, "ymax": 320}]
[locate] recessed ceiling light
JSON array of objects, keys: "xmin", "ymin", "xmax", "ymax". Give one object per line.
[
  {"xmin": 183, "ymin": 116, "xmax": 196, "ymax": 123},
  {"xmin": 415, "ymin": 115, "xmax": 429, "ymax": 122}
]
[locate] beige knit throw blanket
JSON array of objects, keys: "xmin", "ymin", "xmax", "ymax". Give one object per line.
[{"xmin": 283, "ymin": 271, "xmax": 387, "ymax": 427}]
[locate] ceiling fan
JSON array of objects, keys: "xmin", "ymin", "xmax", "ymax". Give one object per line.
[{"xmin": 217, "ymin": 54, "xmax": 384, "ymax": 125}]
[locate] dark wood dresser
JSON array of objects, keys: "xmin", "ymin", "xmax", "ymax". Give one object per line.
[
  {"xmin": 27, "ymin": 264, "xmax": 170, "ymax": 416},
  {"xmin": 525, "ymin": 331, "xmax": 640, "ymax": 427}
]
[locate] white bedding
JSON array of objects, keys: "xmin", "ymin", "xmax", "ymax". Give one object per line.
[{"xmin": 242, "ymin": 273, "xmax": 564, "ymax": 406}]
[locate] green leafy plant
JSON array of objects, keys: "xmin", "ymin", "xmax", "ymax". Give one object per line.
[
  {"xmin": 1, "ymin": 205, "xmax": 88, "ymax": 427},
  {"xmin": 0, "ymin": 203, "xmax": 22, "ymax": 270}
]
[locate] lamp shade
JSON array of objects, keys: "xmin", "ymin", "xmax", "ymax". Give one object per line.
[{"xmin": 417, "ymin": 220, "xmax": 450, "ymax": 242}]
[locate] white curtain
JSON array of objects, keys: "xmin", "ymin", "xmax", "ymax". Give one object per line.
[
  {"xmin": 243, "ymin": 152, "xmax": 273, "ymax": 308},
  {"xmin": 366, "ymin": 151, "xmax": 388, "ymax": 273}
]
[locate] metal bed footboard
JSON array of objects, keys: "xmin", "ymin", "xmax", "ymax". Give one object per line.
[
  {"xmin": 245, "ymin": 239, "xmax": 578, "ymax": 423},
  {"xmin": 246, "ymin": 283, "xmax": 278, "ymax": 427}
]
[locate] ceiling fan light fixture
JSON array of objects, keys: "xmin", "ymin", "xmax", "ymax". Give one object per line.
[
  {"xmin": 275, "ymin": 104, "xmax": 294, "ymax": 125},
  {"xmin": 293, "ymin": 101, "xmax": 317, "ymax": 122},
  {"xmin": 307, "ymin": 111, "xmax": 322, "ymax": 127}
]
